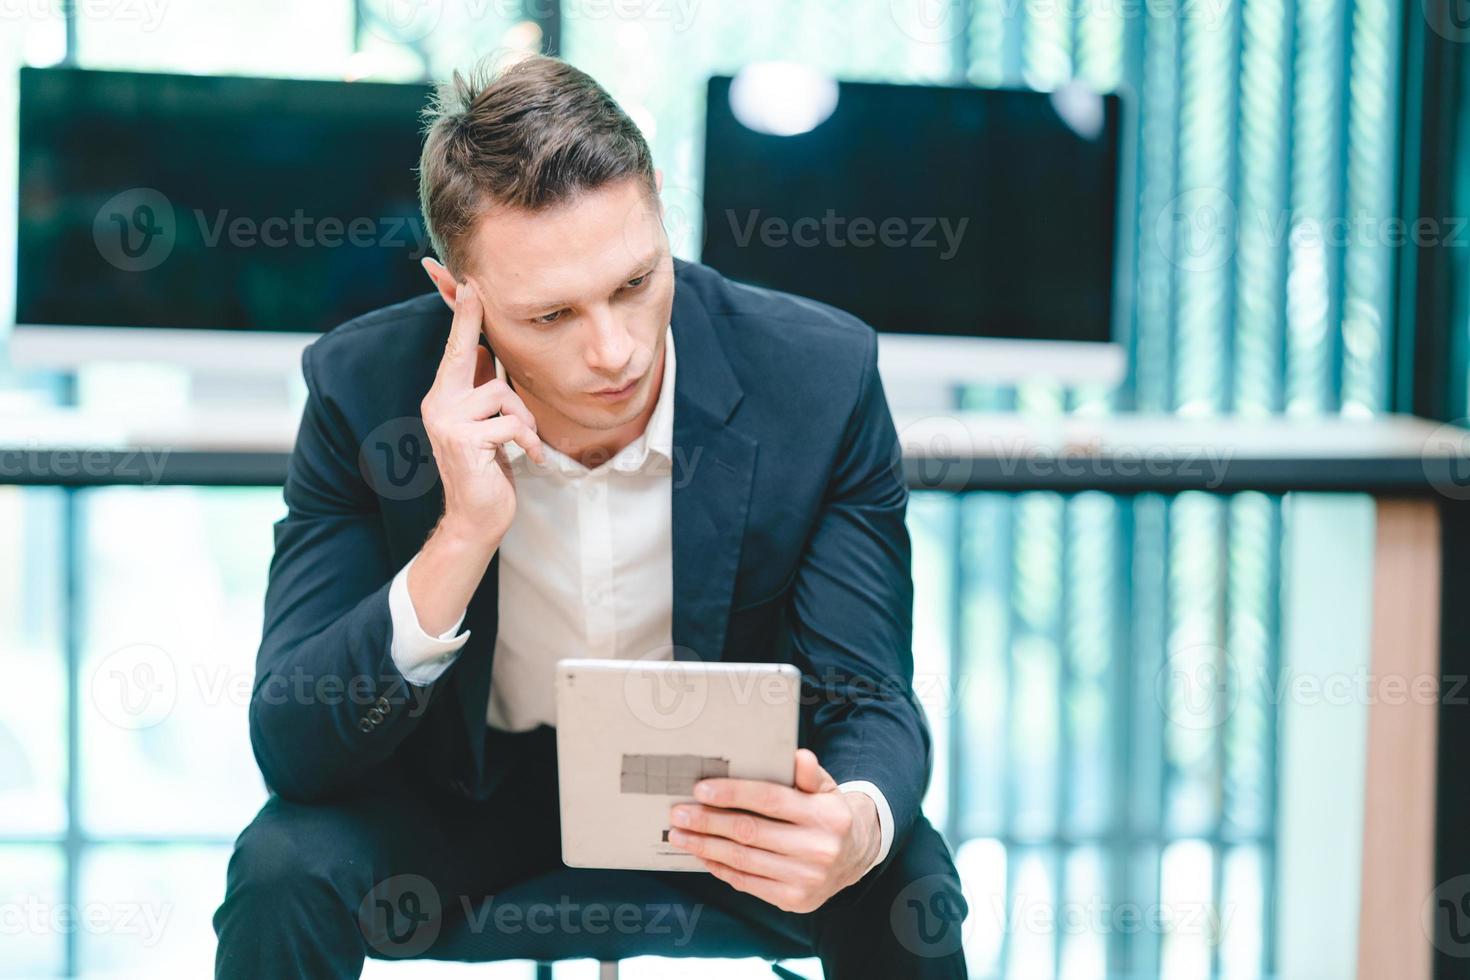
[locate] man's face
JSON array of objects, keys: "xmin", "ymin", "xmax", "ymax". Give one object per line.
[{"xmin": 461, "ymin": 176, "xmax": 674, "ymax": 434}]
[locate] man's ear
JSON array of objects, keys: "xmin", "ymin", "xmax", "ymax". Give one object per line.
[
  {"xmin": 654, "ymin": 168, "xmax": 664, "ymax": 195},
  {"xmin": 420, "ymin": 256, "xmax": 459, "ymax": 311}
]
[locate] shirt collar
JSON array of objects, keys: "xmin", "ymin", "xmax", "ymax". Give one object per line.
[{"xmin": 497, "ymin": 324, "xmax": 676, "ymax": 475}]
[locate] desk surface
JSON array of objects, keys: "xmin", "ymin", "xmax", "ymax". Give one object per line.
[
  {"xmin": 895, "ymin": 412, "xmax": 1470, "ymax": 494},
  {"xmin": 1, "ymin": 407, "xmax": 1466, "ymax": 493}
]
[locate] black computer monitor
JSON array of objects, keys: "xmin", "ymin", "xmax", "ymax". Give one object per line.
[
  {"xmin": 16, "ymin": 67, "xmax": 434, "ymax": 337},
  {"xmin": 701, "ymin": 75, "xmax": 1123, "ymax": 346}
]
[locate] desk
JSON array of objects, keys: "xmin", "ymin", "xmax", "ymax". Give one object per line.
[
  {"xmin": 4, "ymin": 407, "xmax": 1464, "ymax": 978},
  {"xmin": 893, "ymin": 412, "xmax": 1463, "ymax": 980}
]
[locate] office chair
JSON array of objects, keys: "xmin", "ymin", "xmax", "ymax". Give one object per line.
[{"xmin": 377, "ymin": 866, "xmax": 814, "ymax": 979}]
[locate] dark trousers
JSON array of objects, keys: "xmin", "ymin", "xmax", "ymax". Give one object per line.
[{"xmin": 214, "ymin": 726, "xmax": 969, "ymax": 978}]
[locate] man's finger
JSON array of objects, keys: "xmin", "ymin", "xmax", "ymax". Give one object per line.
[
  {"xmin": 465, "ymin": 415, "xmax": 545, "ymax": 463},
  {"xmin": 438, "ymin": 277, "xmax": 484, "ymax": 387},
  {"xmin": 670, "ymin": 804, "xmax": 828, "ymax": 857},
  {"xmin": 699, "ymin": 858, "xmax": 796, "ymax": 910},
  {"xmin": 462, "ymin": 382, "xmax": 545, "ymax": 464},
  {"xmin": 694, "ymin": 778, "xmax": 806, "ymax": 822},
  {"xmin": 667, "ymin": 829, "xmax": 798, "ymax": 881},
  {"xmin": 464, "ymin": 378, "xmax": 535, "ymax": 429},
  {"xmin": 794, "ymin": 748, "xmax": 838, "ymax": 794}
]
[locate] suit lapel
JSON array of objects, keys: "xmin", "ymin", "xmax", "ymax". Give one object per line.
[
  {"xmin": 668, "ymin": 265, "xmax": 755, "ymax": 663},
  {"xmin": 671, "ymin": 400, "xmax": 756, "ymax": 662}
]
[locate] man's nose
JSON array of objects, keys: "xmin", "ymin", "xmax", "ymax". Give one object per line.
[{"xmin": 583, "ymin": 308, "xmax": 635, "ymax": 375}]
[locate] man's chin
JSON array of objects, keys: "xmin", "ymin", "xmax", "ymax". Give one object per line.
[{"xmin": 567, "ymin": 393, "xmax": 647, "ymax": 431}]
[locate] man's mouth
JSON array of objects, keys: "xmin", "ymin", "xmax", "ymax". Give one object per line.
[{"xmin": 591, "ymin": 376, "xmax": 639, "ymax": 401}]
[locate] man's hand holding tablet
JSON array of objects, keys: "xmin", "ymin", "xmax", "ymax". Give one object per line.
[
  {"xmin": 667, "ymin": 747, "xmax": 882, "ymax": 913},
  {"xmin": 554, "ymin": 659, "xmax": 883, "ymax": 913}
]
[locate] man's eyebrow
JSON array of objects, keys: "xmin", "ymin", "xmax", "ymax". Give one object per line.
[
  {"xmin": 507, "ymin": 256, "xmax": 660, "ymax": 315},
  {"xmin": 508, "ymin": 295, "xmax": 569, "ymax": 316},
  {"xmin": 621, "ymin": 253, "xmax": 660, "ymax": 279}
]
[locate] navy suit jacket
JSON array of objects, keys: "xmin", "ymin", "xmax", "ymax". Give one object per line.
[{"xmin": 250, "ymin": 258, "xmax": 932, "ymax": 881}]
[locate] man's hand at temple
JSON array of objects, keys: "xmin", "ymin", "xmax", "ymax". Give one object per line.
[
  {"xmin": 408, "ymin": 273, "xmax": 546, "ymax": 637},
  {"xmin": 667, "ymin": 748, "xmax": 883, "ymax": 913}
]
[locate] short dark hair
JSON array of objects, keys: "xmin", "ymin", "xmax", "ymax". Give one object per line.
[{"xmin": 417, "ymin": 53, "xmax": 657, "ymax": 276}]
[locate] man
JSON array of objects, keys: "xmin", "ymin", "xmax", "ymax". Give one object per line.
[{"xmin": 214, "ymin": 53, "xmax": 968, "ymax": 978}]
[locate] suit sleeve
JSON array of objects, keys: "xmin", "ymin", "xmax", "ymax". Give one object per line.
[
  {"xmin": 789, "ymin": 329, "xmax": 932, "ymax": 891},
  {"xmin": 248, "ymin": 342, "xmax": 439, "ymax": 802}
]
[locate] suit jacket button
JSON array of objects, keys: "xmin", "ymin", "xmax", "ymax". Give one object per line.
[
  {"xmin": 357, "ymin": 718, "xmax": 373, "ymax": 733},
  {"xmin": 376, "ymin": 696, "xmax": 391, "ymax": 713},
  {"xmin": 368, "ymin": 707, "xmax": 385, "ymax": 724}
]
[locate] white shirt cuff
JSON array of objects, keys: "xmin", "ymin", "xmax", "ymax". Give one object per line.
[
  {"xmin": 837, "ymin": 779, "xmax": 894, "ymax": 876},
  {"xmin": 388, "ymin": 554, "xmax": 470, "ymax": 686}
]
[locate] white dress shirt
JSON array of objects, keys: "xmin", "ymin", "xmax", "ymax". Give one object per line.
[{"xmin": 387, "ymin": 326, "xmax": 893, "ymax": 873}]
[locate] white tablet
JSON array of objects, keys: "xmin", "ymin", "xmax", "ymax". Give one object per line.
[{"xmin": 554, "ymin": 658, "xmax": 800, "ymax": 872}]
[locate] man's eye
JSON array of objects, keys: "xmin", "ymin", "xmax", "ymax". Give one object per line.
[
  {"xmin": 625, "ymin": 274, "xmax": 649, "ymax": 289},
  {"xmin": 534, "ymin": 309, "xmax": 566, "ymax": 325}
]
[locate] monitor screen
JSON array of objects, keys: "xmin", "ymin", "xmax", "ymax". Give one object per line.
[
  {"xmin": 17, "ymin": 67, "xmax": 434, "ymax": 334},
  {"xmin": 700, "ymin": 75, "xmax": 1122, "ymax": 344}
]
